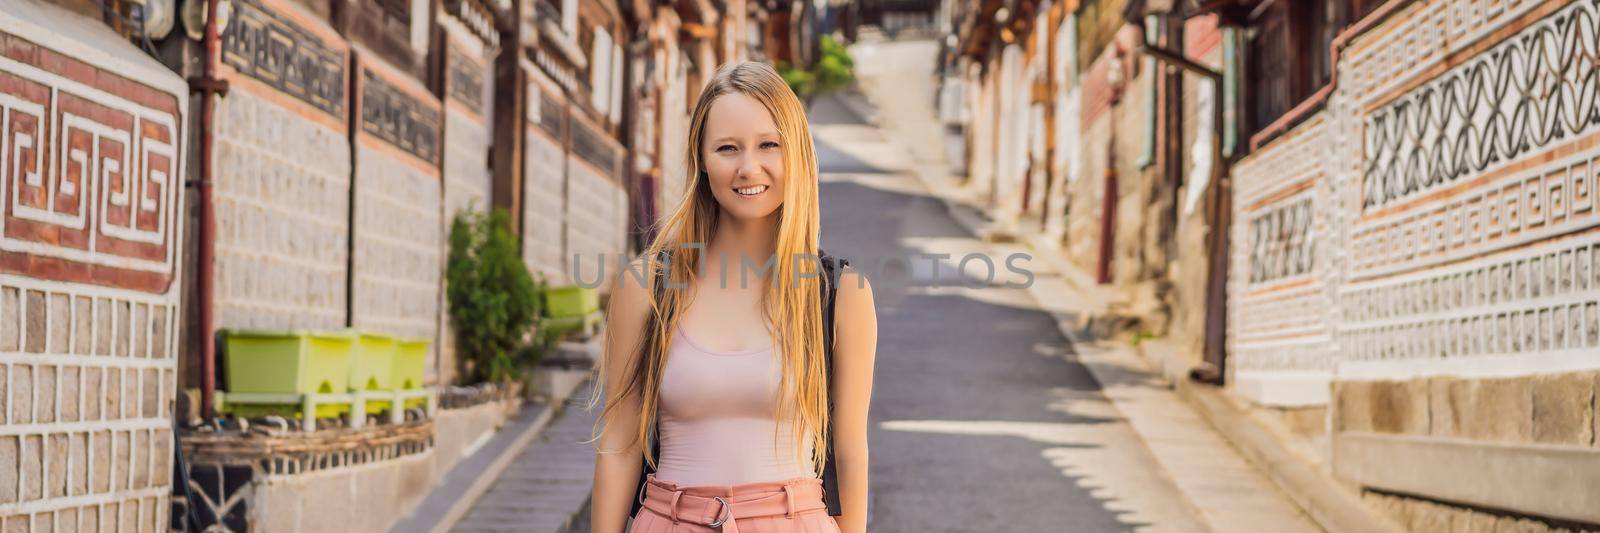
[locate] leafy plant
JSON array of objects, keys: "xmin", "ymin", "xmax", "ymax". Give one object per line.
[
  {"xmin": 779, "ymin": 35, "xmax": 856, "ymax": 103},
  {"xmin": 446, "ymin": 207, "xmax": 545, "ymax": 384}
]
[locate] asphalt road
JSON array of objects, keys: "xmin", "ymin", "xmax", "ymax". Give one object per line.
[{"xmin": 809, "ymin": 90, "xmax": 1199, "ymax": 533}]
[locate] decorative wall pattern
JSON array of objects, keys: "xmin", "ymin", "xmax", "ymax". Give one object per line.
[
  {"xmin": 361, "ymin": 69, "xmax": 441, "ymax": 165},
  {"xmin": 1341, "ymin": 0, "xmax": 1545, "ymax": 108},
  {"xmin": 1342, "ymin": 230, "xmax": 1600, "ymax": 362},
  {"xmin": 1, "ymin": 37, "xmax": 184, "ymax": 293},
  {"xmin": 1227, "ymin": 115, "xmax": 1341, "ymax": 383},
  {"xmin": 222, "ymin": 0, "xmax": 347, "ymax": 118},
  {"xmin": 446, "ymin": 45, "xmax": 485, "ymax": 115},
  {"xmin": 0, "ymin": 7, "xmax": 185, "ymax": 530},
  {"xmin": 1247, "ymin": 196, "xmax": 1316, "ymax": 284},
  {"xmin": 1362, "ymin": 0, "xmax": 1600, "ymax": 210}
]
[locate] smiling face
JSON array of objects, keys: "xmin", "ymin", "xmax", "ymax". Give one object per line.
[{"xmin": 701, "ymin": 91, "xmax": 787, "ymax": 223}]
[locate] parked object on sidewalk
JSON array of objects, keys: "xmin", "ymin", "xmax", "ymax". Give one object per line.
[
  {"xmin": 350, "ymin": 331, "xmax": 397, "ymax": 413},
  {"xmin": 541, "ymin": 284, "xmax": 605, "ymax": 341},
  {"xmin": 220, "ymin": 329, "xmax": 354, "ymax": 419},
  {"xmin": 395, "ymin": 336, "xmax": 432, "ymax": 408}
]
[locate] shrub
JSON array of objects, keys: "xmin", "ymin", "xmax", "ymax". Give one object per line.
[
  {"xmin": 779, "ymin": 35, "xmax": 856, "ymax": 103},
  {"xmin": 446, "ymin": 207, "xmax": 545, "ymax": 383}
]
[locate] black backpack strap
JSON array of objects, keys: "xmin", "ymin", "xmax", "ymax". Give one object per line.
[
  {"xmin": 819, "ymin": 250, "xmax": 847, "ymax": 516},
  {"xmin": 629, "ymin": 250, "xmax": 672, "ymax": 519}
]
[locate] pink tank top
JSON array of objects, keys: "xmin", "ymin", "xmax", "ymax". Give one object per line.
[{"xmin": 654, "ymin": 322, "xmax": 817, "ymax": 487}]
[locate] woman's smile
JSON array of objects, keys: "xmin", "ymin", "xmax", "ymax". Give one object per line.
[{"xmin": 735, "ymin": 184, "xmax": 770, "ymax": 198}]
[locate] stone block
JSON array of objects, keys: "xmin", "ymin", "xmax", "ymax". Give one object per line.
[
  {"xmin": 38, "ymin": 364, "xmax": 56, "ymax": 424},
  {"xmin": 73, "ymin": 297, "xmax": 91, "ymax": 355},
  {"xmin": 94, "ymin": 298, "xmax": 112, "ymax": 355},
  {"xmin": 1495, "ymin": 515, "xmax": 1549, "ymax": 533},
  {"xmin": 1336, "ymin": 380, "xmax": 1372, "ymax": 432},
  {"xmin": 12, "ymin": 364, "xmax": 31, "ymax": 424},
  {"xmin": 61, "ymin": 366, "xmax": 80, "ymax": 422},
  {"xmin": 128, "ymin": 304, "xmax": 145, "ymax": 358},
  {"xmin": 0, "ymin": 437, "xmax": 17, "ymax": 503},
  {"xmin": 90, "ymin": 431, "xmax": 110, "ymax": 494},
  {"xmin": 1594, "ymin": 372, "xmax": 1600, "ymax": 449},
  {"xmin": 1370, "ymin": 379, "xmax": 1430, "ymax": 435},
  {"xmin": 84, "ymin": 367, "xmax": 101, "ymax": 421},
  {"xmin": 47, "ymin": 434, "xmax": 67, "ymax": 498},
  {"xmin": 2, "ymin": 287, "xmax": 18, "ymax": 351},
  {"xmin": 151, "ymin": 430, "xmax": 171, "ymax": 487},
  {"xmin": 142, "ymin": 368, "xmax": 160, "ymax": 419},
  {"xmin": 104, "ymin": 369, "xmax": 121, "ymax": 421},
  {"xmin": 113, "ymin": 301, "xmax": 130, "ymax": 357},
  {"xmin": 49, "ymin": 294, "xmax": 68, "ymax": 354},
  {"xmin": 55, "ymin": 508, "xmax": 77, "ymax": 533},
  {"xmin": 121, "ymin": 369, "xmax": 138, "ymax": 419},
  {"xmin": 119, "ymin": 498, "xmax": 136, "ymax": 533},
  {"xmin": 22, "ymin": 435, "xmax": 42, "ymax": 500},
  {"xmin": 80, "ymin": 505, "xmax": 98, "ymax": 532},
  {"xmin": 1, "ymin": 516, "xmax": 25, "ymax": 533},
  {"xmin": 130, "ymin": 432, "xmax": 148, "ymax": 489},
  {"xmin": 0, "ymin": 365, "xmax": 6, "ymax": 425},
  {"xmin": 1461, "ymin": 377, "xmax": 1534, "ymax": 443},
  {"xmin": 69, "ymin": 433, "xmax": 87, "ymax": 496},
  {"xmin": 98, "ymin": 503, "xmax": 115, "ymax": 532},
  {"xmin": 150, "ymin": 305, "xmax": 168, "ymax": 359},
  {"xmin": 1532, "ymin": 372, "xmax": 1595, "ymax": 446},
  {"xmin": 111, "ymin": 432, "xmax": 130, "ymax": 492},
  {"xmin": 25, "ymin": 290, "xmax": 46, "ymax": 353}
]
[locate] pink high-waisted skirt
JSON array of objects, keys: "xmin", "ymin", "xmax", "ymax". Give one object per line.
[{"xmin": 629, "ymin": 474, "xmax": 842, "ymax": 533}]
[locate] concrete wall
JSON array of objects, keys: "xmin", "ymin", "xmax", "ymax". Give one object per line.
[
  {"xmin": 0, "ymin": 2, "xmax": 188, "ymax": 528},
  {"xmin": 1227, "ymin": 0, "xmax": 1600, "ymax": 526}
]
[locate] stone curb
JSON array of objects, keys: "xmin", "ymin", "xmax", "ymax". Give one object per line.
[
  {"xmin": 391, "ymin": 372, "xmax": 593, "ymax": 533},
  {"xmin": 1173, "ymin": 378, "xmax": 1406, "ymax": 533}
]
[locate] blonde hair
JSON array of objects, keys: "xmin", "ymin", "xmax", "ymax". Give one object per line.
[{"xmin": 590, "ymin": 61, "xmax": 829, "ymax": 475}]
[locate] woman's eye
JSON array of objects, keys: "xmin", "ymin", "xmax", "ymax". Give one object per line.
[
  {"xmin": 761, "ymin": 141, "xmax": 781, "ymax": 149},
  {"xmin": 716, "ymin": 145, "xmax": 736, "ymax": 153}
]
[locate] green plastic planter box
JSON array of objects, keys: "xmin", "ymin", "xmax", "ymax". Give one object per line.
[
  {"xmin": 222, "ymin": 329, "xmax": 352, "ymax": 418},
  {"xmin": 347, "ymin": 331, "xmax": 396, "ymax": 414},
  {"xmin": 545, "ymin": 285, "xmax": 600, "ymax": 318},
  {"xmin": 393, "ymin": 337, "xmax": 430, "ymax": 408}
]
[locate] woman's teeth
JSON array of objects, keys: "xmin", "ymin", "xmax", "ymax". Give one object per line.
[{"xmin": 736, "ymin": 185, "xmax": 769, "ymax": 196}]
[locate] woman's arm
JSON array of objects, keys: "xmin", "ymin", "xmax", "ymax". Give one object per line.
[
  {"xmin": 831, "ymin": 269, "xmax": 878, "ymax": 533},
  {"xmin": 589, "ymin": 259, "xmax": 654, "ymax": 533}
]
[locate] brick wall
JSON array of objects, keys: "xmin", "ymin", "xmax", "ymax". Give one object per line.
[
  {"xmin": 565, "ymin": 113, "xmax": 628, "ymax": 291},
  {"xmin": 350, "ymin": 58, "xmax": 444, "ymax": 372},
  {"xmin": 212, "ymin": 0, "xmax": 352, "ymax": 333},
  {"xmin": 0, "ymin": 2, "xmax": 187, "ymax": 529},
  {"xmin": 522, "ymin": 70, "xmax": 568, "ymax": 285},
  {"xmin": 1228, "ymin": 0, "xmax": 1600, "ymax": 525},
  {"xmin": 438, "ymin": 31, "xmax": 493, "ymax": 387}
]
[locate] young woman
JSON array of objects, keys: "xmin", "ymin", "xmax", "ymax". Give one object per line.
[{"xmin": 587, "ymin": 61, "xmax": 878, "ymax": 533}]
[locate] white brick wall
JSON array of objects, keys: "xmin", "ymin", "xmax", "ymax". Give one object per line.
[
  {"xmin": 351, "ymin": 146, "xmax": 443, "ymax": 346},
  {"xmin": 565, "ymin": 161, "xmax": 628, "ymax": 290},
  {"xmin": 522, "ymin": 75, "xmax": 569, "ymax": 285},
  {"xmin": 213, "ymin": 89, "xmax": 352, "ymax": 331}
]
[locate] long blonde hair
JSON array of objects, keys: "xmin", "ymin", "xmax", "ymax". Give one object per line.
[{"xmin": 591, "ymin": 61, "xmax": 829, "ymax": 474}]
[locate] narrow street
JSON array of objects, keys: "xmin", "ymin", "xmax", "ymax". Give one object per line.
[{"xmin": 806, "ymin": 78, "xmax": 1201, "ymax": 532}]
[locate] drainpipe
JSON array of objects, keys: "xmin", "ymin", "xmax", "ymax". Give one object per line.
[
  {"xmin": 190, "ymin": 0, "xmax": 230, "ymax": 421},
  {"xmin": 1134, "ymin": 21, "xmax": 1230, "ymax": 382}
]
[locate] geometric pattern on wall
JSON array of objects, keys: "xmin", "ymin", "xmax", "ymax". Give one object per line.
[
  {"xmin": 1, "ymin": 9, "xmax": 185, "ymax": 531},
  {"xmin": 1362, "ymin": 0, "xmax": 1600, "ymax": 210},
  {"xmin": 1341, "ymin": 229, "xmax": 1600, "ymax": 361},
  {"xmin": 0, "ymin": 34, "xmax": 184, "ymax": 294}
]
